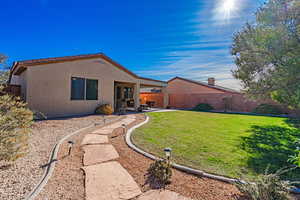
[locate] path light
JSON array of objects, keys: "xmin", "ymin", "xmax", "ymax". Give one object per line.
[
  {"xmin": 68, "ymin": 141, "xmax": 75, "ymax": 156},
  {"xmin": 103, "ymin": 115, "xmax": 106, "ymax": 125},
  {"xmin": 122, "ymin": 124, "xmax": 126, "ymax": 134},
  {"xmin": 164, "ymin": 147, "xmax": 172, "ymax": 160}
]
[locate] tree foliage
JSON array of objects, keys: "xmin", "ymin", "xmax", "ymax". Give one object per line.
[
  {"xmin": 0, "ymin": 87, "xmax": 33, "ymax": 162},
  {"xmin": 232, "ymin": 0, "xmax": 300, "ymax": 109},
  {"xmin": 0, "ymin": 71, "xmax": 10, "ymax": 85},
  {"xmin": 235, "ymin": 167, "xmax": 295, "ymax": 200},
  {"xmin": 0, "ymin": 54, "xmax": 9, "ymax": 84}
]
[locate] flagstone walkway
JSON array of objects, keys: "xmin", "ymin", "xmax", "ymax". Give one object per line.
[{"xmin": 81, "ymin": 114, "xmax": 192, "ymax": 200}]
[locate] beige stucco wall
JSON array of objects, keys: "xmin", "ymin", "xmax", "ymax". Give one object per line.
[{"xmin": 23, "ymin": 58, "xmax": 142, "ymax": 118}]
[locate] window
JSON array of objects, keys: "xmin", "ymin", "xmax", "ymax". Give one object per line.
[
  {"xmin": 71, "ymin": 77, "xmax": 98, "ymax": 100},
  {"xmin": 86, "ymin": 79, "xmax": 98, "ymax": 100},
  {"xmin": 71, "ymin": 77, "xmax": 85, "ymax": 100},
  {"xmin": 124, "ymin": 87, "xmax": 134, "ymax": 99}
]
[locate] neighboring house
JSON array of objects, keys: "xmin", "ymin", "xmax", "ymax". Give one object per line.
[
  {"xmin": 9, "ymin": 53, "xmax": 168, "ymax": 118},
  {"xmin": 166, "ymin": 76, "xmax": 243, "ymax": 110},
  {"xmin": 140, "ymin": 76, "xmax": 271, "ymax": 112},
  {"xmin": 167, "ymin": 76, "xmax": 239, "ymax": 95}
]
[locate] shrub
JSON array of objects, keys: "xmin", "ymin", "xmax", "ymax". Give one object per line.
[
  {"xmin": 32, "ymin": 110, "xmax": 47, "ymax": 120},
  {"xmin": 235, "ymin": 168, "xmax": 295, "ymax": 200},
  {"xmin": 95, "ymin": 104, "xmax": 113, "ymax": 115},
  {"xmin": 193, "ymin": 103, "xmax": 214, "ymax": 112},
  {"xmin": 147, "ymin": 159, "xmax": 172, "ymax": 185},
  {"xmin": 288, "ymin": 139, "xmax": 300, "ymax": 167},
  {"xmin": 0, "ymin": 92, "xmax": 33, "ymax": 161},
  {"xmin": 253, "ymin": 104, "xmax": 283, "ymax": 115}
]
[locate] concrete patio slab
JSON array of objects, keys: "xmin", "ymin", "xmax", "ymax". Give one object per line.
[
  {"xmin": 83, "ymin": 144, "xmax": 119, "ymax": 166},
  {"xmin": 82, "ymin": 161, "xmax": 142, "ymax": 200},
  {"xmin": 81, "ymin": 134, "xmax": 108, "ymax": 146},
  {"xmin": 136, "ymin": 190, "xmax": 192, "ymax": 200},
  {"xmin": 92, "ymin": 129, "xmax": 113, "ymax": 135}
]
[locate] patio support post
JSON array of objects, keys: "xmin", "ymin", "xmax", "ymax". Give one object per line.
[{"xmin": 134, "ymin": 82, "xmax": 140, "ymax": 111}]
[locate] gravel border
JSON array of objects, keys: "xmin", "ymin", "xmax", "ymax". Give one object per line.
[
  {"xmin": 0, "ymin": 115, "xmax": 120, "ymax": 200},
  {"xmin": 25, "ymin": 125, "xmax": 94, "ymax": 200}
]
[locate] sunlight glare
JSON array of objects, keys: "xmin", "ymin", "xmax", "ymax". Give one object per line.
[{"xmin": 214, "ymin": 0, "xmax": 241, "ymax": 24}]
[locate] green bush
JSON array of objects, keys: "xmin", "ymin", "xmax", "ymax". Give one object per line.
[
  {"xmin": 235, "ymin": 168, "xmax": 295, "ymax": 200},
  {"xmin": 147, "ymin": 159, "xmax": 172, "ymax": 185},
  {"xmin": 95, "ymin": 104, "xmax": 113, "ymax": 115},
  {"xmin": 193, "ymin": 103, "xmax": 214, "ymax": 112},
  {"xmin": 253, "ymin": 104, "xmax": 283, "ymax": 115},
  {"xmin": 0, "ymin": 91, "xmax": 33, "ymax": 161}
]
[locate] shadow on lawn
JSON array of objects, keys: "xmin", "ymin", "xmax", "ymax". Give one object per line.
[{"xmin": 240, "ymin": 123, "xmax": 300, "ymax": 180}]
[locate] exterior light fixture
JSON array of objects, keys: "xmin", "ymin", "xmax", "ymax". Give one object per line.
[
  {"xmin": 102, "ymin": 115, "xmax": 106, "ymax": 125},
  {"xmin": 164, "ymin": 147, "xmax": 172, "ymax": 160},
  {"xmin": 68, "ymin": 141, "xmax": 75, "ymax": 156},
  {"xmin": 122, "ymin": 124, "xmax": 126, "ymax": 134}
]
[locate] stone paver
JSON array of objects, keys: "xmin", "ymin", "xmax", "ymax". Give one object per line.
[
  {"xmin": 81, "ymin": 134, "xmax": 108, "ymax": 146},
  {"xmin": 83, "ymin": 144, "xmax": 119, "ymax": 166},
  {"xmin": 82, "ymin": 161, "xmax": 142, "ymax": 200},
  {"xmin": 136, "ymin": 190, "xmax": 192, "ymax": 200},
  {"xmin": 92, "ymin": 128, "xmax": 113, "ymax": 135},
  {"xmin": 104, "ymin": 123, "xmax": 123, "ymax": 129},
  {"xmin": 121, "ymin": 119, "xmax": 135, "ymax": 125}
]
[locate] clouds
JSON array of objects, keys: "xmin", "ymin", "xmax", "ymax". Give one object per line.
[{"xmin": 136, "ymin": 0, "xmax": 263, "ymax": 91}]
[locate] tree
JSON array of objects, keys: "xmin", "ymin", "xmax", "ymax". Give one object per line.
[
  {"xmin": 0, "ymin": 54, "xmax": 9, "ymax": 84},
  {"xmin": 231, "ymin": 0, "xmax": 300, "ymax": 109},
  {"xmin": 0, "ymin": 90, "xmax": 33, "ymax": 162}
]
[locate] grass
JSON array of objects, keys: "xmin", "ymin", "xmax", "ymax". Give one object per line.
[{"xmin": 132, "ymin": 111, "xmax": 300, "ymax": 180}]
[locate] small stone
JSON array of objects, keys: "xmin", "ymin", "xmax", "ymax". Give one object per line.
[{"xmin": 136, "ymin": 190, "xmax": 192, "ymax": 200}]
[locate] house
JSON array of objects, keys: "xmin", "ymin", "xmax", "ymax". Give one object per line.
[{"xmin": 9, "ymin": 53, "xmax": 168, "ymax": 118}]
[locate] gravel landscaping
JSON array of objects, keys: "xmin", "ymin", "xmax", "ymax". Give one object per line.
[{"xmin": 0, "ymin": 114, "xmax": 121, "ymax": 200}]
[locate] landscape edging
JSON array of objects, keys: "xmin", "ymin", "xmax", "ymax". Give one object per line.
[
  {"xmin": 25, "ymin": 116, "xmax": 124, "ymax": 200},
  {"xmin": 126, "ymin": 114, "xmax": 300, "ymax": 194},
  {"xmin": 24, "ymin": 125, "xmax": 95, "ymax": 200},
  {"xmin": 125, "ymin": 115, "xmax": 238, "ymax": 184}
]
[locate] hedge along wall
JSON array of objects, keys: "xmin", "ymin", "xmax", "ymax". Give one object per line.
[
  {"xmin": 168, "ymin": 93, "xmax": 292, "ymax": 114},
  {"xmin": 140, "ymin": 92, "xmax": 164, "ymax": 108},
  {"xmin": 140, "ymin": 92, "xmax": 295, "ymax": 114}
]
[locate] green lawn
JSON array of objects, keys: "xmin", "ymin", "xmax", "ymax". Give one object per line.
[{"xmin": 132, "ymin": 111, "xmax": 300, "ymax": 180}]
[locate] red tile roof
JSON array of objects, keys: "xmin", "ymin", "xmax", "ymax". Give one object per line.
[{"xmin": 9, "ymin": 53, "xmax": 167, "ymax": 84}]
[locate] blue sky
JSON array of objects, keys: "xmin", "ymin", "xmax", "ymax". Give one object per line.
[{"xmin": 1, "ymin": 0, "xmax": 265, "ymax": 89}]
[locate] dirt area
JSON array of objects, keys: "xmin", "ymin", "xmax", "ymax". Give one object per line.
[
  {"xmin": 36, "ymin": 116, "xmax": 124, "ymax": 200},
  {"xmin": 110, "ymin": 114, "xmax": 246, "ymax": 200},
  {"xmin": 0, "ymin": 114, "xmax": 120, "ymax": 200}
]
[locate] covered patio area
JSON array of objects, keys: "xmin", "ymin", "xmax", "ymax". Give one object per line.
[{"xmin": 113, "ymin": 78, "xmax": 168, "ymax": 113}]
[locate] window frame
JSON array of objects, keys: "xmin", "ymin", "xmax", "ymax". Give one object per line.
[
  {"xmin": 71, "ymin": 77, "xmax": 86, "ymax": 100},
  {"xmin": 86, "ymin": 79, "xmax": 98, "ymax": 101},
  {"xmin": 70, "ymin": 77, "xmax": 99, "ymax": 101}
]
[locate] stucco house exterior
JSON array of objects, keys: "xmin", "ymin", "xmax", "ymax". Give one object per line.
[{"xmin": 9, "ymin": 53, "xmax": 168, "ymax": 118}]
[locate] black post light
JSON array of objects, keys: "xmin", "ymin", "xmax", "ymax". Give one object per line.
[
  {"xmin": 122, "ymin": 124, "xmax": 126, "ymax": 134},
  {"xmin": 103, "ymin": 115, "xmax": 106, "ymax": 125},
  {"xmin": 68, "ymin": 141, "xmax": 75, "ymax": 156},
  {"xmin": 164, "ymin": 147, "xmax": 172, "ymax": 161}
]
